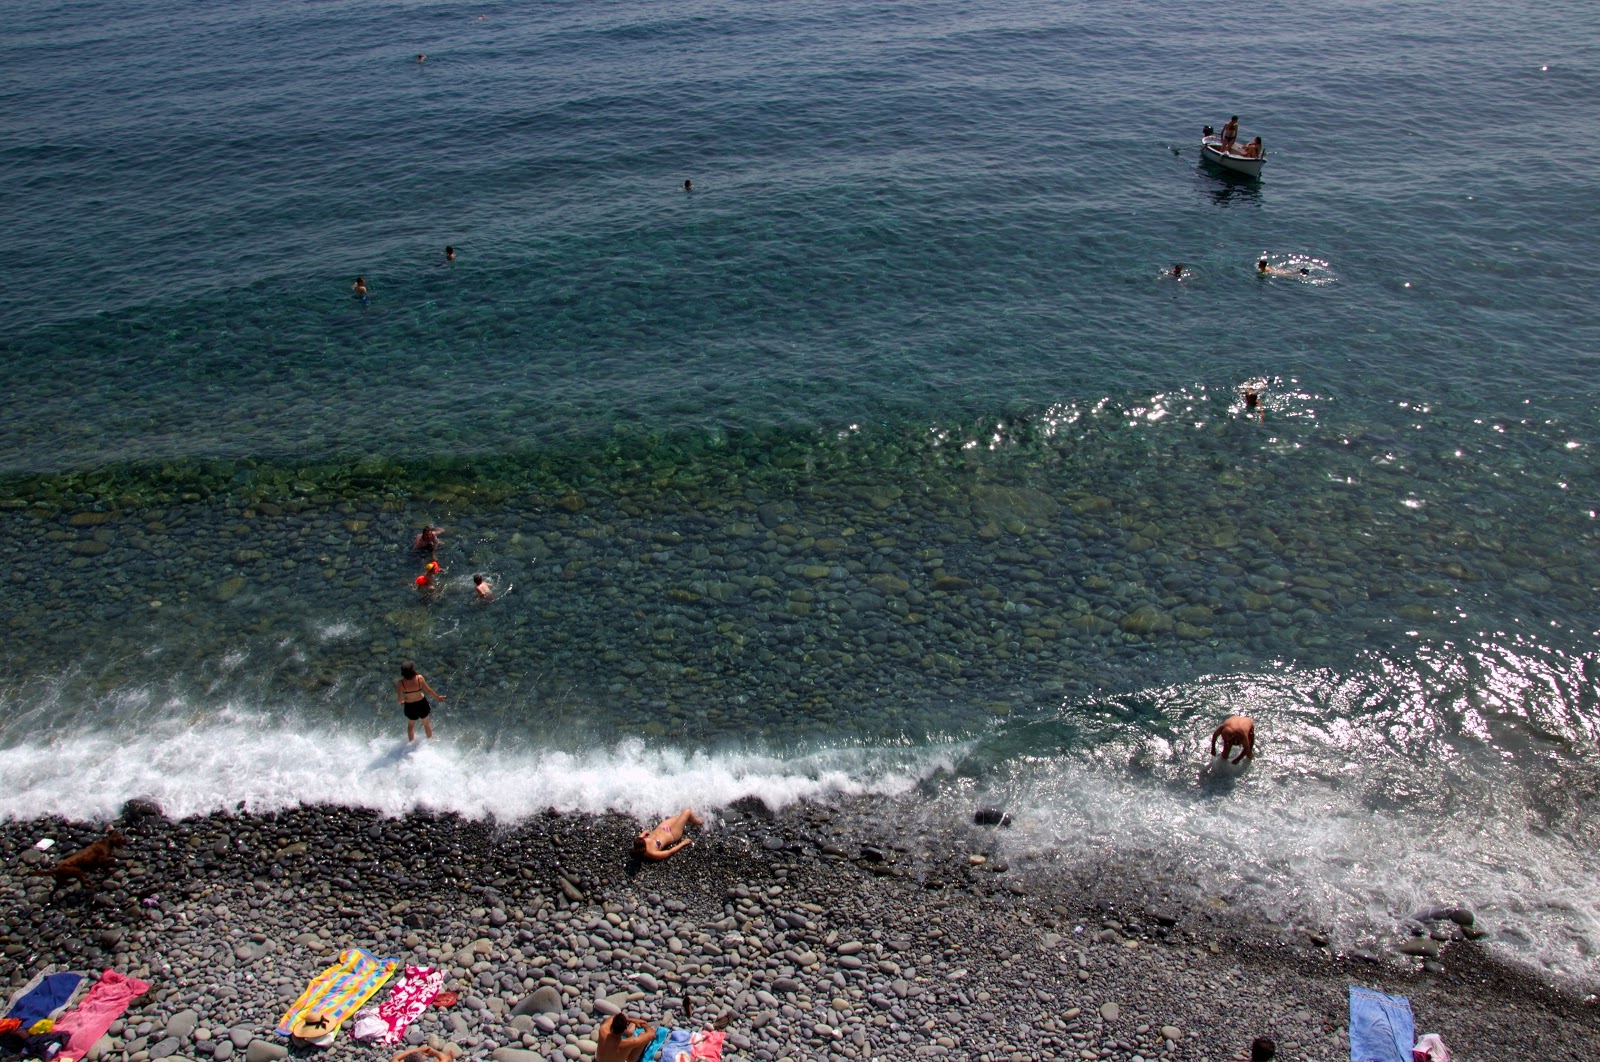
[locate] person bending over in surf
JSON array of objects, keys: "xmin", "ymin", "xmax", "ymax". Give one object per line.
[
  {"xmin": 633, "ymin": 807, "xmax": 703, "ymax": 861},
  {"xmin": 1210, "ymin": 715, "xmax": 1256, "ymax": 764}
]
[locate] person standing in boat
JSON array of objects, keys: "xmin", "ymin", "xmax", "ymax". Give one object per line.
[{"xmin": 1220, "ymin": 115, "xmax": 1239, "ymax": 151}]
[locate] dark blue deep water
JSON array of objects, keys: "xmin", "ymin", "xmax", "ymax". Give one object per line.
[{"xmin": 4, "ymin": 0, "xmax": 1600, "ymax": 981}]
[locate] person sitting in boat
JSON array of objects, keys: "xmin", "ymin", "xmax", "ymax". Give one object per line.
[
  {"xmin": 1220, "ymin": 115, "xmax": 1239, "ymax": 151},
  {"xmin": 1240, "ymin": 136, "xmax": 1263, "ymax": 158}
]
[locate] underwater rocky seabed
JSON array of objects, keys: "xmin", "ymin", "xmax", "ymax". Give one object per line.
[
  {"xmin": 6, "ymin": 410, "xmax": 1600, "ymax": 979},
  {"xmin": 2, "ymin": 408, "xmax": 1596, "ymax": 733}
]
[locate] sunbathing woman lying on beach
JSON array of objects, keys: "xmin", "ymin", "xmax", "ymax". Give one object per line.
[{"xmin": 633, "ymin": 807, "xmax": 703, "ymax": 861}]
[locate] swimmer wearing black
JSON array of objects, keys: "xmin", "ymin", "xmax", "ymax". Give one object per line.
[{"xmin": 397, "ymin": 660, "xmax": 443, "ymax": 741}]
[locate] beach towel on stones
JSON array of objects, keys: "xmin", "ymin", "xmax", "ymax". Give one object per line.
[
  {"xmin": 1348, "ymin": 985, "xmax": 1416, "ymax": 1062},
  {"xmin": 4, "ymin": 973, "xmax": 84, "ymax": 1028},
  {"xmin": 275, "ymin": 949, "xmax": 398, "ymax": 1038},
  {"xmin": 658, "ymin": 1028, "xmax": 693, "ymax": 1062},
  {"xmin": 688, "ymin": 1030, "xmax": 724, "ymax": 1062},
  {"xmin": 53, "ymin": 970, "xmax": 151, "ymax": 1062},
  {"xmin": 638, "ymin": 1027, "xmax": 670, "ymax": 1062},
  {"xmin": 376, "ymin": 965, "xmax": 443, "ymax": 1045}
]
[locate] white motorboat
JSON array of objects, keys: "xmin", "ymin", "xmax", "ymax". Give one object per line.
[{"xmin": 1200, "ymin": 127, "xmax": 1264, "ymax": 177}]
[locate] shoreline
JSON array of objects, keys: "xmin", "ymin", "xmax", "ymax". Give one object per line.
[{"xmin": 3, "ymin": 798, "xmax": 1595, "ymax": 1062}]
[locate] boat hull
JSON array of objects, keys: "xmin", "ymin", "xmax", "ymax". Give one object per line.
[{"xmin": 1200, "ymin": 136, "xmax": 1264, "ymax": 177}]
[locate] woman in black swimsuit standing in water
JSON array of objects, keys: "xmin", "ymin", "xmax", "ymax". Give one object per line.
[{"xmin": 396, "ymin": 660, "xmax": 444, "ymax": 742}]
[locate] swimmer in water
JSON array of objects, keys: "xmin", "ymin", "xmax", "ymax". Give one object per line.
[
  {"xmin": 416, "ymin": 53, "xmax": 426, "ymax": 63},
  {"xmin": 414, "ymin": 525, "xmax": 441, "ymax": 556},
  {"xmin": 352, "ymin": 276, "xmax": 368, "ymax": 298},
  {"xmin": 415, "ymin": 560, "xmax": 444, "ymax": 599},
  {"xmin": 683, "ymin": 179, "xmax": 693, "ymax": 192},
  {"xmin": 1171, "ymin": 263, "xmax": 1184, "ymax": 279},
  {"xmin": 473, "ymin": 574, "xmax": 494, "ymax": 602},
  {"xmin": 1243, "ymin": 388, "xmax": 1265, "ymax": 424},
  {"xmin": 444, "ymin": 245, "xmax": 455, "ymax": 262}
]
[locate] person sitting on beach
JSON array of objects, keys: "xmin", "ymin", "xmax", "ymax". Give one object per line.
[
  {"xmin": 1240, "ymin": 136, "xmax": 1263, "ymax": 158},
  {"xmin": 595, "ymin": 1013, "xmax": 657, "ymax": 1062},
  {"xmin": 473, "ymin": 574, "xmax": 494, "ymax": 602},
  {"xmin": 634, "ymin": 807, "xmax": 703, "ymax": 861},
  {"xmin": 1220, "ymin": 115, "xmax": 1239, "ymax": 150},
  {"xmin": 1211, "ymin": 715, "xmax": 1256, "ymax": 765},
  {"xmin": 352, "ymin": 276, "xmax": 368, "ymax": 298},
  {"xmin": 397, "ymin": 659, "xmax": 443, "ymax": 742},
  {"xmin": 414, "ymin": 525, "xmax": 441, "ymax": 555}
]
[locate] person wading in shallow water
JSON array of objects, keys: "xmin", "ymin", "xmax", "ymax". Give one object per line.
[
  {"xmin": 396, "ymin": 660, "xmax": 443, "ymax": 742},
  {"xmin": 1210, "ymin": 715, "xmax": 1256, "ymax": 764}
]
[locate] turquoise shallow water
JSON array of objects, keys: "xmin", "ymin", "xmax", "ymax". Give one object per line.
[{"xmin": 4, "ymin": 0, "xmax": 1600, "ymax": 981}]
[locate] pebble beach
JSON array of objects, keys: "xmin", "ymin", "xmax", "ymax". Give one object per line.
[
  {"xmin": 4, "ymin": 799, "xmax": 1596, "ymax": 1062},
  {"xmin": 7, "ymin": 2, "xmax": 1600, "ymax": 1059}
]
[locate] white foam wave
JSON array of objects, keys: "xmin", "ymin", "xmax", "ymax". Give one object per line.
[
  {"xmin": 0, "ymin": 714, "xmax": 957, "ymax": 825},
  {"xmin": 970, "ymin": 743, "xmax": 1600, "ymax": 985}
]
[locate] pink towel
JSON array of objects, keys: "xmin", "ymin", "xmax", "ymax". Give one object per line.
[
  {"xmin": 55, "ymin": 970, "xmax": 151, "ymax": 1062},
  {"xmin": 688, "ymin": 1030, "xmax": 725, "ymax": 1062},
  {"xmin": 376, "ymin": 965, "xmax": 443, "ymax": 1045}
]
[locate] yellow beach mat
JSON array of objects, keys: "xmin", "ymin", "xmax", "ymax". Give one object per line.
[{"xmin": 276, "ymin": 948, "xmax": 398, "ymax": 1038}]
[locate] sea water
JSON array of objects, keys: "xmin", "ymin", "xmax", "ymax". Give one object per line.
[{"xmin": 4, "ymin": 0, "xmax": 1600, "ymax": 982}]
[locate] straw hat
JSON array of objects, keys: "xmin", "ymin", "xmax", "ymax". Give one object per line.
[{"xmin": 290, "ymin": 1010, "xmax": 338, "ymax": 1045}]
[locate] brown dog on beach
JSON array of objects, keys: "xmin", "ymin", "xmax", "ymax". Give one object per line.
[{"xmin": 29, "ymin": 830, "xmax": 126, "ymax": 888}]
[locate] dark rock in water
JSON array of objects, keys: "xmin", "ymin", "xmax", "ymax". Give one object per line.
[
  {"xmin": 973, "ymin": 807, "xmax": 1011, "ymax": 827},
  {"xmin": 729, "ymin": 795, "xmax": 774, "ymax": 820},
  {"xmin": 1415, "ymin": 905, "xmax": 1474, "ymax": 927},
  {"xmin": 859, "ymin": 846, "xmax": 887, "ymax": 863},
  {"xmin": 1348, "ymin": 949, "xmax": 1382, "ymax": 964},
  {"xmin": 1146, "ymin": 907, "xmax": 1179, "ymax": 927},
  {"xmin": 1398, "ymin": 937, "xmax": 1441, "ymax": 958},
  {"xmin": 122, "ymin": 796, "xmax": 166, "ymax": 821}
]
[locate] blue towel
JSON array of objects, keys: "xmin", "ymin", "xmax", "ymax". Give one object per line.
[
  {"xmin": 1349, "ymin": 985, "xmax": 1415, "ymax": 1062},
  {"xmin": 638, "ymin": 1027, "xmax": 671, "ymax": 1062},
  {"xmin": 660, "ymin": 1028, "xmax": 693, "ymax": 1062},
  {"xmin": 6, "ymin": 972, "xmax": 84, "ymax": 1027}
]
